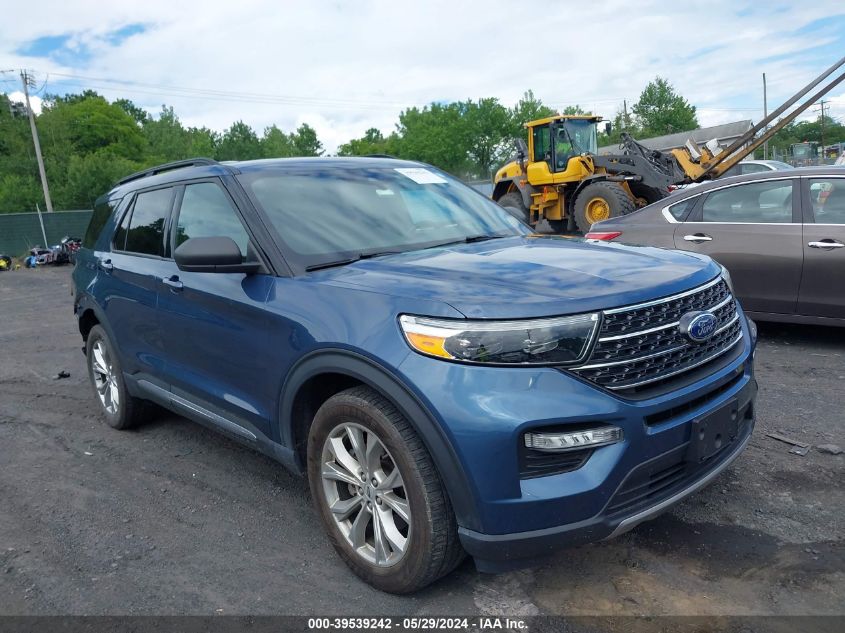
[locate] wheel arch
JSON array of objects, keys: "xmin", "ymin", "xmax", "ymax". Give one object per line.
[
  {"xmin": 279, "ymin": 349, "xmax": 481, "ymax": 531},
  {"xmin": 493, "ymin": 178, "xmax": 534, "ymax": 209}
]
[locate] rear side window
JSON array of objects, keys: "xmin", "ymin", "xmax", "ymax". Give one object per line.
[
  {"xmin": 84, "ymin": 197, "xmax": 122, "ymax": 248},
  {"xmin": 701, "ymin": 181, "xmax": 793, "ymax": 223},
  {"xmin": 174, "ymin": 182, "xmax": 250, "ymax": 256},
  {"xmin": 667, "ymin": 196, "xmax": 698, "ymax": 221},
  {"xmin": 123, "ymin": 188, "xmax": 174, "ymax": 256}
]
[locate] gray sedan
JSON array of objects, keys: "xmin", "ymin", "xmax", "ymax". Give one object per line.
[{"xmin": 587, "ymin": 167, "xmax": 845, "ymax": 326}]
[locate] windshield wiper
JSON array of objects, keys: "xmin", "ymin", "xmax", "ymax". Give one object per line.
[
  {"xmin": 421, "ymin": 234, "xmax": 510, "ymax": 250},
  {"xmin": 305, "ymin": 250, "xmax": 403, "ymax": 272}
]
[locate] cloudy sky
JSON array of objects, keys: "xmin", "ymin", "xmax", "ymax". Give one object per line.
[{"xmin": 2, "ymin": 0, "xmax": 844, "ymax": 152}]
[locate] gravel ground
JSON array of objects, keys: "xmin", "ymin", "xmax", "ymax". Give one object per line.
[{"xmin": 0, "ymin": 266, "xmax": 842, "ymax": 618}]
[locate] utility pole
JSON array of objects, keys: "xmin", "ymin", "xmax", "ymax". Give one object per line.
[
  {"xmin": 819, "ymin": 100, "xmax": 826, "ymax": 161},
  {"xmin": 762, "ymin": 73, "xmax": 768, "ymax": 160},
  {"xmin": 20, "ymin": 70, "xmax": 53, "ymax": 212}
]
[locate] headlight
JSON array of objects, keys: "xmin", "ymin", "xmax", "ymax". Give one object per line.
[
  {"xmin": 720, "ymin": 264, "xmax": 734, "ymax": 294},
  {"xmin": 399, "ymin": 313, "xmax": 599, "ymax": 365}
]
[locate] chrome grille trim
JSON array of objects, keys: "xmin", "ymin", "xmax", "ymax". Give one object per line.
[
  {"xmin": 603, "ymin": 333, "xmax": 743, "ymax": 391},
  {"xmin": 598, "ymin": 293, "xmax": 735, "ymax": 342},
  {"xmin": 569, "ymin": 277, "xmax": 744, "ymax": 394},
  {"xmin": 602, "ymin": 276, "xmax": 722, "ymax": 315}
]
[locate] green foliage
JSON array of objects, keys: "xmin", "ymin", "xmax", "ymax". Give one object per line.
[
  {"xmin": 767, "ymin": 115, "xmax": 845, "ymax": 157},
  {"xmin": 216, "ymin": 120, "xmax": 262, "ymax": 161},
  {"xmin": 59, "ymin": 151, "xmax": 142, "ymax": 209},
  {"xmin": 631, "ymin": 77, "xmax": 699, "ymax": 137},
  {"xmin": 0, "ymin": 90, "xmax": 331, "ymax": 214},
  {"xmin": 290, "ymin": 123, "xmax": 324, "ymax": 157},
  {"xmin": 337, "ymin": 127, "xmax": 399, "ymax": 157}
]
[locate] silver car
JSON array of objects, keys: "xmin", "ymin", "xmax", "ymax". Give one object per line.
[{"xmin": 588, "ymin": 167, "xmax": 845, "ymax": 326}]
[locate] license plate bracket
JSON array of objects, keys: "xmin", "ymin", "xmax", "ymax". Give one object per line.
[{"xmin": 687, "ymin": 399, "xmax": 739, "ymax": 463}]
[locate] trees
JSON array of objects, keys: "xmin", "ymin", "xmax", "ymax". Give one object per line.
[
  {"xmin": 216, "ymin": 120, "xmax": 262, "ymax": 161},
  {"xmin": 631, "ymin": 77, "xmax": 698, "ymax": 137},
  {"xmin": 464, "ymin": 98, "xmax": 512, "ymax": 178},
  {"xmin": 0, "ymin": 90, "xmax": 329, "ymax": 214}
]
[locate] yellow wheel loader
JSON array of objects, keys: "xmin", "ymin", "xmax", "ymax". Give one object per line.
[{"xmin": 492, "ymin": 55, "xmax": 845, "ymax": 233}]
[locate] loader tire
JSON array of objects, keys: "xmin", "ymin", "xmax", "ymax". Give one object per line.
[
  {"xmin": 497, "ymin": 192, "xmax": 530, "ymax": 225},
  {"xmin": 573, "ymin": 182, "xmax": 636, "ymax": 233},
  {"xmin": 629, "ymin": 182, "xmax": 669, "ymax": 207}
]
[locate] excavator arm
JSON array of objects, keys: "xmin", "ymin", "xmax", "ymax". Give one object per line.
[{"xmin": 673, "ymin": 55, "xmax": 845, "ymax": 183}]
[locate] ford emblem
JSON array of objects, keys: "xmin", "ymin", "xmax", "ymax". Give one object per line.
[{"xmin": 679, "ymin": 311, "xmax": 718, "ymax": 343}]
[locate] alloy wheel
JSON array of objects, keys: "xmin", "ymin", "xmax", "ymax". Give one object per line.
[
  {"xmin": 320, "ymin": 422, "xmax": 410, "ymax": 567},
  {"xmin": 91, "ymin": 339, "xmax": 120, "ymax": 415}
]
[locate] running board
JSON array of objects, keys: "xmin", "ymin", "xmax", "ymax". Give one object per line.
[{"xmin": 137, "ymin": 379, "xmax": 257, "ymax": 442}]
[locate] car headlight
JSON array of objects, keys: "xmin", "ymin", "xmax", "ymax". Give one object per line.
[
  {"xmin": 720, "ymin": 264, "xmax": 734, "ymax": 294},
  {"xmin": 399, "ymin": 313, "xmax": 600, "ymax": 365}
]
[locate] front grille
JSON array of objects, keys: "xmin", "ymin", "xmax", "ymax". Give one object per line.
[{"xmin": 569, "ymin": 278, "xmax": 743, "ymax": 395}]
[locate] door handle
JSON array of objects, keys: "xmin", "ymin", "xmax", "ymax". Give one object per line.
[
  {"xmin": 98, "ymin": 258, "xmax": 113, "ymax": 272},
  {"xmin": 808, "ymin": 240, "xmax": 844, "ymax": 250},
  {"xmin": 163, "ymin": 275, "xmax": 183, "ymax": 290},
  {"xmin": 683, "ymin": 234, "xmax": 713, "ymax": 243}
]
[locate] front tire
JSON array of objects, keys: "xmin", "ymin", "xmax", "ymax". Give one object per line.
[
  {"xmin": 573, "ymin": 181, "xmax": 637, "ymax": 233},
  {"xmin": 497, "ymin": 191, "xmax": 530, "ymax": 225},
  {"xmin": 307, "ymin": 386, "xmax": 464, "ymax": 593},
  {"xmin": 85, "ymin": 325, "xmax": 150, "ymax": 430}
]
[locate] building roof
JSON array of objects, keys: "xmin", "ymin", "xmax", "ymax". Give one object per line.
[{"xmin": 598, "ymin": 120, "xmax": 753, "ymax": 154}]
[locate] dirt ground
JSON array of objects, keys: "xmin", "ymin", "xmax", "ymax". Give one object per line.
[{"xmin": 0, "ymin": 266, "xmax": 842, "ymax": 619}]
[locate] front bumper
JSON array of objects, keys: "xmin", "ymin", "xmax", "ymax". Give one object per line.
[
  {"xmin": 459, "ymin": 380, "xmax": 755, "ymax": 571},
  {"xmin": 396, "ymin": 312, "xmax": 757, "ymax": 570}
]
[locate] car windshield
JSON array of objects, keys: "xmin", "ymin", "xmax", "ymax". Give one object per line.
[
  {"xmin": 238, "ymin": 165, "xmax": 528, "ymax": 269},
  {"xmin": 767, "ymin": 161, "xmax": 793, "ymax": 170}
]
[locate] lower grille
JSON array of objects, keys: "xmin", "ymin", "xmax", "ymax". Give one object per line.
[
  {"xmin": 569, "ymin": 277, "xmax": 744, "ymax": 395},
  {"xmin": 605, "ymin": 404, "xmax": 753, "ymax": 518},
  {"xmin": 519, "ymin": 447, "xmax": 593, "ymax": 479}
]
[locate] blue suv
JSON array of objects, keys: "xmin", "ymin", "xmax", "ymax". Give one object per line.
[{"xmin": 73, "ymin": 157, "xmax": 757, "ymax": 593}]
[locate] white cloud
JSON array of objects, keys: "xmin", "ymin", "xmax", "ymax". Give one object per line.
[
  {"xmin": 2, "ymin": 1, "xmax": 844, "ymax": 151},
  {"xmin": 7, "ymin": 91, "xmax": 42, "ymax": 114}
]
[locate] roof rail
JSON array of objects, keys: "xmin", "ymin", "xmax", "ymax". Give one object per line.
[
  {"xmin": 365, "ymin": 154, "xmax": 397, "ymax": 159},
  {"xmin": 116, "ymin": 158, "xmax": 222, "ymax": 186}
]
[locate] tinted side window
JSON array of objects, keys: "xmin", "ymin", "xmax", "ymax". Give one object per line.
[
  {"xmin": 85, "ymin": 197, "xmax": 121, "ymax": 249},
  {"xmin": 668, "ymin": 196, "xmax": 698, "ymax": 221},
  {"xmin": 112, "ymin": 201, "xmax": 132, "ymax": 251},
  {"xmin": 809, "ymin": 178, "xmax": 845, "ymax": 225},
  {"xmin": 532, "ymin": 125, "xmax": 550, "ymax": 162},
  {"xmin": 124, "ymin": 188, "xmax": 174, "ymax": 256},
  {"xmin": 701, "ymin": 181, "xmax": 793, "ymax": 223},
  {"xmin": 174, "ymin": 183, "xmax": 250, "ymax": 256}
]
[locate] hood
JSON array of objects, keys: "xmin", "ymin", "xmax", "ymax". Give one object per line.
[{"xmin": 319, "ymin": 235, "xmax": 720, "ymax": 319}]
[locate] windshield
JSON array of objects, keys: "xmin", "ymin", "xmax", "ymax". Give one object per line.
[
  {"xmin": 238, "ymin": 166, "xmax": 528, "ymax": 270},
  {"xmin": 562, "ymin": 120, "xmax": 598, "ymax": 155}
]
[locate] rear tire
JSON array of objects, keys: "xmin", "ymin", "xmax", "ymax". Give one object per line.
[
  {"xmin": 85, "ymin": 325, "xmax": 150, "ymax": 430},
  {"xmin": 573, "ymin": 181, "xmax": 637, "ymax": 233},
  {"xmin": 307, "ymin": 386, "xmax": 464, "ymax": 593},
  {"xmin": 497, "ymin": 191, "xmax": 530, "ymax": 225}
]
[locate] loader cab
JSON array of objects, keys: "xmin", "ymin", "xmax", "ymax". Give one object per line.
[{"xmin": 527, "ymin": 116, "xmax": 601, "ymax": 175}]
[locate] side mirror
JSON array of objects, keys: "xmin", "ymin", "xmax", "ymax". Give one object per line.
[
  {"xmin": 604, "ymin": 122, "xmax": 612, "ymax": 135},
  {"xmin": 174, "ymin": 237, "xmax": 261, "ymax": 274}
]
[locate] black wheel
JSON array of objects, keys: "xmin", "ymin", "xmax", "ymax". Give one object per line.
[
  {"xmin": 85, "ymin": 325, "xmax": 150, "ymax": 430},
  {"xmin": 629, "ymin": 182, "xmax": 669, "ymax": 207},
  {"xmin": 573, "ymin": 181, "xmax": 637, "ymax": 233},
  {"xmin": 497, "ymin": 191, "xmax": 530, "ymax": 224},
  {"xmin": 307, "ymin": 386, "xmax": 464, "ymax": 593}
]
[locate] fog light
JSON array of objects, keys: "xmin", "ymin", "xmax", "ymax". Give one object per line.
[{"xmin": 524, "ymin": 426, "xmax": 623, "ymax": 452}]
